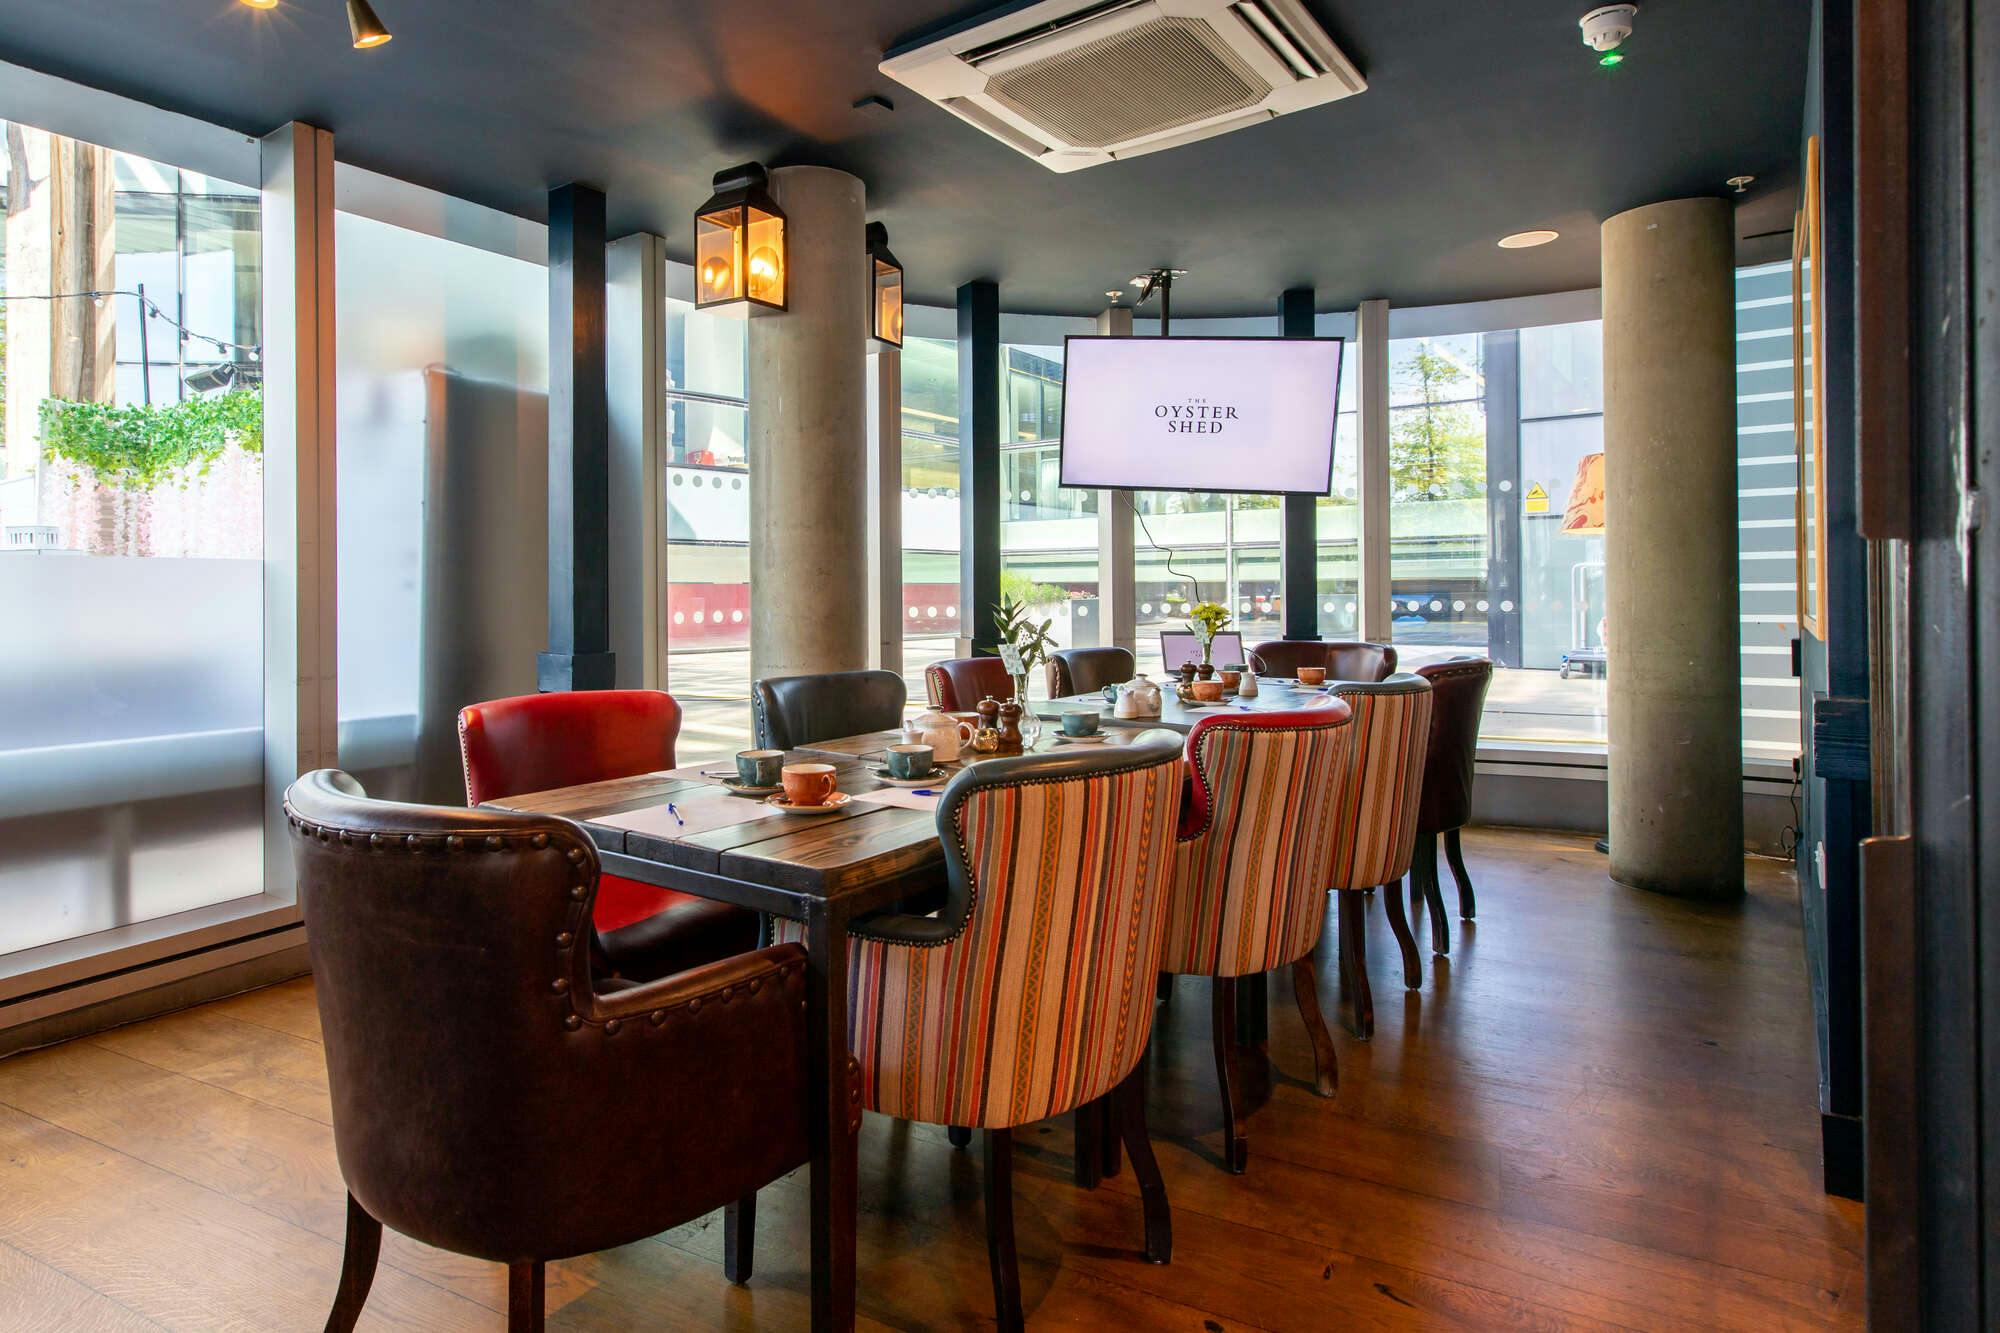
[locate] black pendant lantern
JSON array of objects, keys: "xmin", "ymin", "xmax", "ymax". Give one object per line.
[
  {"xmin": 693, "ymin": 163, "xmax": 786, "ymax": 313},
  {"xmin": 866, "ymin": 222, "xmax": 904, "ymax": 347}
]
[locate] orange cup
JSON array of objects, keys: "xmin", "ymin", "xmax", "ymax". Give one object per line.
[
  {"xmin": 1190, "ymin": 679, "xmax": 1226, "ymax": 702},
  {"xmin": 781, "ymin": 762, "xmax": 837, "ymax": 807},
  {"xmin": 1297, "ymin": 666, "xmax": 1327, "ymax": 686}
]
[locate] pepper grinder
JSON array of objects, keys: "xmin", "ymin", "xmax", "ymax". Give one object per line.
[{"xmin": 995, "ymin": 698, "xmax": 1026, "ymax": 755}]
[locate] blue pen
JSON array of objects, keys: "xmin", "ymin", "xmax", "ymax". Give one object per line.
[
  {"xmin": 911, "ymin": 789, "xmax": 940, "ymax": 797},
  {"xmin": 666, "ymin": 802, "xmax": 685, "ymax": 827}
]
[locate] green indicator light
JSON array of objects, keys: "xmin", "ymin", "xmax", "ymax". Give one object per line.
[{"xmin": 1600, "ymin": 52, "xmax": 1624, "ymax": 66}]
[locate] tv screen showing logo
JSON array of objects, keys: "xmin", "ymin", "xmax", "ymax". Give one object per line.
[{"xmin": 1059, "ymin": 337, "xmax": 1343, "ymax": 494}]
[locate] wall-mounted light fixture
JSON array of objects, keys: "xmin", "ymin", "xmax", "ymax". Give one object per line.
[
  {"xmin": 694, "ymin": 163, "xmax": 787, "ymax": 314},
  {"xmin": 347, "ymin": 0, "xmax": 392, "ymax": 47},
  {"xmin": 866, "ymin": 222, "xmax": 903, "ymax": 346}
]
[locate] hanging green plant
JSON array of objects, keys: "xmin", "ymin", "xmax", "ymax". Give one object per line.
[{"xmin": 39, "ymin": 390, "xmax": 263, "ymax": 493}]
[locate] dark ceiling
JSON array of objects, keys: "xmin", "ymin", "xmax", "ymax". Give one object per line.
[{"xmin": 0, "ymin": 0, "xmax": 1809, "ymax": 317}]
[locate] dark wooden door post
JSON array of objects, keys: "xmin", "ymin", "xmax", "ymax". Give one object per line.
[
  {"xmin": 1280, "ymin": 287, "xmax": 1320, "ymax": 642},
  {"xmin": 540, "ymin": 183, "xmax": 616, "ymax": 691}
]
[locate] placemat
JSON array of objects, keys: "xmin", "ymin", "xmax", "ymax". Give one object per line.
[
  {"xmin": 852, "ymin": 787, "xmax": 944, "ymax": 812},
  {"xmin": 595, "ymin": 791, "xmax": 782, "ymax": 839}
]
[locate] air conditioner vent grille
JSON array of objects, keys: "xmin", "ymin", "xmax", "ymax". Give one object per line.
[{"xmin": 984, "ymin": 16, "xmax": 1270, "ymax": 150}]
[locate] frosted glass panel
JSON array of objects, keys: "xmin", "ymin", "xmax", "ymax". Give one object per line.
[{"xmin": 335, "ymin": 212, "xmax": 549, "ymax": 801}]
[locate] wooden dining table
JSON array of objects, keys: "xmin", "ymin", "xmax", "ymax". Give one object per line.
[{"xmin": 481, "ymin": 721, "xmax": 1170, "ymax": 1331}]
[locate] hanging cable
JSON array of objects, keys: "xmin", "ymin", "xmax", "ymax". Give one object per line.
[{"xmin": 0, "ymin": 288, "xmax": 262, "ymax": 358}]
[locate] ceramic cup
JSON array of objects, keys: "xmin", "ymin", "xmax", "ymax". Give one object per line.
[
  {"xmin": 1296, "ymin": 666, "xmax": 1327, "ymax": 687},
  {"xmin": 884, "ymin": 743, "xmax": 935, "ymax": 779},
  {"xmin": 780, "ymin": 762, "xmax": 838, "ymax": 807},
  {"xmin": 1218, "ymin": 668, "xmax": 1242, "ymax": 691},
  {"xmin": 736, "ymin": 749, "xmax": 785, "ymax": 787},
  {"xmin": 1060, "ymin": 709, "xmax": 1100, "ymax": 737},
  {"xmin": 1191, "ymin": 679, "xmax": 1226, "ymax": 702}
]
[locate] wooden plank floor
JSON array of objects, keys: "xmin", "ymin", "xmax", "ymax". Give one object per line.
[{"xmin": 0, "ymin": 828, "xmax": 1862, "ymax": 1330}]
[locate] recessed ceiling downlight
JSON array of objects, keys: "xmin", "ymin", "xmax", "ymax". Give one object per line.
[{"xmin": 1498, "ymin": 230, "xmax": 1560, "ymax": 249}]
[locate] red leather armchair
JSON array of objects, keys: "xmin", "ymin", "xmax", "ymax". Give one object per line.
[
  {"xmin": 286, "ymin": 770, "xmax": 816, "ymax": 1331},
  {"xmin": 1247, "ymin": 639, "xmax": 1397, "ymax": 682},
  {"xmin": 459, "ymin": 690, "xmax": 757, "ymax": 980},
  {"xmin": 924, "ymin": 655, "xmax": 1016, "ymax": 711}
]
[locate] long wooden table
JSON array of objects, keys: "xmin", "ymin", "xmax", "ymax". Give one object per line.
[{"xmin": 482, "ymin": 725, "xmax": 1160, "ymax": 1331}]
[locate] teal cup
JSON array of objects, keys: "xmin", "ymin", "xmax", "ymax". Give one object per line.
[
  {"xmin": 736, "ymin": 749, "xmax": 785, "ymax": 787},
  {"xmin": 885, "ymin": 743, "xmax": 935, "ymax": 779},
  {"xmin": 1061, "ymin": 709, "xmax": 1100, "ymax": 737}
]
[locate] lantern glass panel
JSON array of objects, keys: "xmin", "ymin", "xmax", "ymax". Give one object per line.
[
  {"xmin": 745, "ymin": 206, "xmax": 785, "ymax": 307},
  {"xmin": 695, "ymin": 207, "xmax": 744, "ymax": 306},
  {"xmin": 874, "ymin": 259, "xmax": 904, "ymax": 345}
]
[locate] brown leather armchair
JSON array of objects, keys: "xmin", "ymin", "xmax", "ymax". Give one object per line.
[
  {"xmin": 1047, "ymin": 645, "xmax": 1135, "ymax": 698},
  {"xmin": 1410, "ymin": 658, "xmax": 1494, "ymax": 954},
  {"xmin": 1247, "ymin": 639, "xmax": 1397, "ymax": 682},
  {"xmin": 286, "ymin": 770, "xmax": 818, "ymax": 1332}
]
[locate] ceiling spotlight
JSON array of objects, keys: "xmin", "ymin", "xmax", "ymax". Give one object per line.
[
  {"xmin": 1727, "ymin": 174, "xmax": 1756, "ymax": 194},
  {"xmin": 1104, "ymin": 290, "xmax": 1123, "ymax": 300},
  {"xmin": 1498, "ymin": 230, "xmax": 1560, "ymax": 249},
  {"xmin": 347, "ymin": 0, "xmax": 392, "ymax": 47},
  {"xmin": 238, "ymin": 0, "xmax": 278, "ymax": 9}
]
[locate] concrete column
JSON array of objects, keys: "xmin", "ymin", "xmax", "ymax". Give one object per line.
[
  {"xmin": 1094, "ymin": 305, "xmax": 1136, "ymax": 656},
  {"xmin": 1355, "ymin": 298, "xmax": 1392, "ymax": 641},
  {"xmin": 1602, "ymin": 197, "xmax": 1744, "ymax": 898},
  {"xmin": 747, "ymin": 166, "xmax": 869, "ymax": 682}
]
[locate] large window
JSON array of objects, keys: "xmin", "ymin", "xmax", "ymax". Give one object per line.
[
  {"xmin": 1387, "ymin": 332, "xmax": 1491, "ymax": 655},
  {"xmin": 900, "ymin": 334, "xmax": 959, "ymax": 702},
  {"xmin": 999, "ymin": 343, "xmax": 1097, "ymax": 697},
  {"xmin": 0, "ymin": 123, "xmax": 265, "ymax": 957},
  {"xmin": 1735, "ymin": 262, "xmax": 1803, "ymax": 761},
  {"xmin": 1314, "ymin": 343, "xmax": 1361, "ymax": 637},
  {"xmin": 664, "ymin": 298, "xmax": 751, "ymax": 761}
]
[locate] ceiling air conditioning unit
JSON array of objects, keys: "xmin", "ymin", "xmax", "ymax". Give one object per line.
[{"xmin": 880, "ymin": 0, "xmax": 1365, "ymax": 172}]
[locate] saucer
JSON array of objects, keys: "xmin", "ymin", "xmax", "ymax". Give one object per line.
[
  {"xmin": 765, "ymin": 791, "xmax": 854, "ymax": 815},
  {"xmin": 1052, "ymin": 732, "xmax": 1109, "ymax": 744},
  {"xmin": 719, "ymin": 778, "xmax": 783, "ymax": 798},
  {"xmin": 871, "ymin": 766, "xmax": 945, "ymax": 787}
]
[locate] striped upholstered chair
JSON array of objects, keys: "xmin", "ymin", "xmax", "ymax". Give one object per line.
[
  {"xmin": 1157, "ymin": 704, "xmax": 1356, "ymax": 1173},
  {"xmin": 784, "ymin": 733, "xmax": 1185, "ymax": 1330},
  {"xmin": 1323, "ymin": 673, "xmax": 1435, "ymax": 1038}
]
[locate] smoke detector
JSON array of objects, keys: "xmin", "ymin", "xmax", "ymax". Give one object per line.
[
  {"xmin": 1579, "ymin": 5, "xmax": 1638, "ymax": 53},
  {"xmin": 880, "ymin": 0, "xmax": 1366, "ymax": 173}
]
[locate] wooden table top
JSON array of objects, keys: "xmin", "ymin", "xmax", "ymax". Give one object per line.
[
  {"xmin": 483, "ymin": 728, "xmax": 1165, "ymax": 903},
  {"xmin": 1037, "ymin": 678, "xmax": 1344, "ymax": 734}
]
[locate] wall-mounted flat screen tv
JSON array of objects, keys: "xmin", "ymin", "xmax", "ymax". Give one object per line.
[{"xmin": 1058, "ymin": 335, "xmax": 1343, "ymax": 495}]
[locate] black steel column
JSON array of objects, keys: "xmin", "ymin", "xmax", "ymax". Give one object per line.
[
  {"xmin": 958, "ymin": 279, "xmax": 1001, "ymax": 654},
  {"xmin": 539, "ymin": 183, "xmax": 616, "ymax": 691},
  {"xmin": 1280, "ymin": 287, "xmax": 1320, "ymax": 641},
  {"xmin": 1482, "ymin": 329, "xmax": 1522, "ymax": 668}
]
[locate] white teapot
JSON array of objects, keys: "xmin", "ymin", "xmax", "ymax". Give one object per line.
[
  {"xmin": 902, "ymin": 708, "xmax": 976, "ymax": 763},
  {"xmin": 1106, "ymin": 674, "xmax": 1162, "ymax": 720}
]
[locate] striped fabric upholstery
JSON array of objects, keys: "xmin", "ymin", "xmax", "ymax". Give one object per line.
[
  {"xmin": 785, "ymin": 757, "xmax": 1182, "ymax": 1129},
  {"xmin": 1159, "ymin": 708, "xmax": 1356, "ymax": 977},
  {"xmin": 1322, "ymin": 677, "xmax": 1434, "ymax": 892}
]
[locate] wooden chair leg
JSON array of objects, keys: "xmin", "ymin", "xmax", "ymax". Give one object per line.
[
  {"xmin": 984, "ymin": 1128, "xmax": 1026, "ymax": 1332},
  {"xmin": 1415, "ymin": 837, "xmax": 1450, "ymax": 955},
  {"xmin": 1337, "ymin": 890, "xmax": 1374, "ymax": 1040},
  {"xmin": 1074, "ymin": 1099, "xmax": 1102, "ymax": 1189},
  {"xmin": 1289, "ymin": 958, "xmax": 1339, "ymax": 1097},
  {"xmin": 1445, "ymin": 827, "xmax": 1477, "ymax": 918},
  {"xmin": 1100, "ymin": 1097, "xmax": 1122, "ymax": 1178},
  {"xmin": 323, "ymin": 1192, "xmax": 382, "ymax": 1333},
  {"xmin": 1381, "ymin": 873, "xmax": 1423, "ymax": 990},
  {"xmin": 1109, "ymin": 1057, "xmax": 1172, "ymax": 1263},
  {"xmin": 947, "ymin": 1124, "xmax": 972, "ymax": 1149},
  {"xmin": 723, "ymin": 1192, "xmax": 755, "ymax": 1285},
  {"xmin": 507, "ymin": 1261, "xmax": 545, "ymax": 1333},
  {"xmin": 1210, "ymin": 977, "xmax": 1248, "ymax": 1173}
]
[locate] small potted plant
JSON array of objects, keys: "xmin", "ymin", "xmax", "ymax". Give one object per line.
[
  {"xmin": 992, "ymin": 595, "xmax": 1057, "ymax": 740},
  {"xmin": 1187, "ymin": 600, "xmax": 1232, "ymax": 679}
]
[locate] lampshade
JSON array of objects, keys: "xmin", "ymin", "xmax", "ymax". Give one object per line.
[
  {"xmin": 347, "ymin": 0, "xmax": 392, "ymax": 47},
  {"xmin": 866, "ymin": 221, "xmax": 903, "ymax": 346},
  {"xmin": 1561, "ymin": 452, "xmax": 1606, "ymax": 535},
  {"xmin": 694, "ymin": 163, "xmax": 786, "ymax": 313}
]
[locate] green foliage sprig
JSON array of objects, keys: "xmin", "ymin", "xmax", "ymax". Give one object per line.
[
  {"xmin": 993, "ymin": 595, "xmax": 1057, "ymax": 675},
  {"xmin": 40, "ymin": 390, "xmax": 263, "ymax": 493}
]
